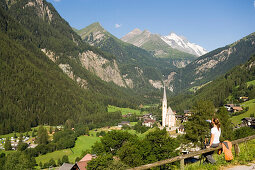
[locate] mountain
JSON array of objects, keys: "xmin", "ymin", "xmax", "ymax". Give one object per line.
[
  {"xmin": 0, "ymin": 0, "xmax": 143, "ymax": 134},
  {"xmin": 161, "ymin": 32, "xmax": 208, "ymax": 56},
  {"xmin": 121, "ymin": 29, "xmax": 206, "ymax": 57},
  {"xmin": 76, "ymin": 22, "xmax": 181, "ymax": 91},
  {"xmin": 171, "ymin": 32, "xmax": 255, "ymax": 93},
  {"xmin": 121, "ymin": 29, "xmax": 197, "ymax": 68},
  {"xmin": 170, "ymin": 54, "xmax": 255, "ymax": 112}
]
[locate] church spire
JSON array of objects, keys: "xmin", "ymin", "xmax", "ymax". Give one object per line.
[
  {"xmin": 163, "ymin": 85, "xmax": 167, "ymax": 102},
  {"xmin": 162, "ymin": 85, "xmax": 167, "ymax": 127}
]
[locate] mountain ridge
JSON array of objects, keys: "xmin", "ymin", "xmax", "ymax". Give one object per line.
[
  {"xmin": 0, "ymin": 0, "xmax": 145, "ymax": 134},
  {"xmin": 171, "ymin": 31, "xmax": 255, "ymax": 93},
  {"xmin": 121, "ymin": 28, "xmax": 207, "ymax": 57}
]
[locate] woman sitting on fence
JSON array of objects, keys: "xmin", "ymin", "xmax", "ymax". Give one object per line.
[{"xmin": 204, "ymin": 117, "xmax": 221, "ymax": 164}]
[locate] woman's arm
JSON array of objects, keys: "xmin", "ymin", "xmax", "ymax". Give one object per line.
[{"xmin": 209, "ymin": 133, "xmax": 215, "ymax": 146}]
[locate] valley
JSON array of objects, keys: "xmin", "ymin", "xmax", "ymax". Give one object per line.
[{"xmin": 0, "ymin": 0, "xmax": 254, "ymax": 169}]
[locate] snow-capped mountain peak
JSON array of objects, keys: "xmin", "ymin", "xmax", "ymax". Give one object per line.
[{"xmin": 161, "ymin": 32, "xmax": 207, "ymax": 56}]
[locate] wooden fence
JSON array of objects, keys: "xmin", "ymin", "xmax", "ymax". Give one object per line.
[{"xmin": 128, "ymin": 135, "xmax": 255, "ymax": 170}]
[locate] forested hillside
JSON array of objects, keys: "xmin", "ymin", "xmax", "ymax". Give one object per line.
[
  {"xmin": 170, "ymin": 54, "xmax": 255, "ymax": 112},
  {"xmin": 0, "ymin": 0, "xmax": 144, "ymax": 134},
  {"xmin": 172, "ymin": 32, "xmax": 255, "ymax": 92}
]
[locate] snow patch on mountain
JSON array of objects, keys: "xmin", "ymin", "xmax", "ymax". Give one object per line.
[{"xmin": 161, "ymin": 33, "xmax": 207, "ymax": 56}]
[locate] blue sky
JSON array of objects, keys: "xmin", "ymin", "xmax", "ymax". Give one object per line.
[{"xmin": 47, "ymin": 0, "xmax": 255, "ymax": 51}]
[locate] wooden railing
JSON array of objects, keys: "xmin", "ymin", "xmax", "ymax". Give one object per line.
[{"xmin": 128, "ymin": 135, "xmax": 255, "ymax": 170}]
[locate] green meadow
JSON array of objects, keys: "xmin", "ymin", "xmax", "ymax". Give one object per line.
[
  {"xmin": 36, "ymin": 135, "xmax": 100, "ymax": 164},
  {"xmin": 184, "ymin": 139, "xmax": 255, "ymax": 170},
  {"xmin": 230, "ymin": 99, "xmax": 255, "ymax": 125},
  {"xmin": 108, "ymin": 105, "xmax": 143, "ymax": 115}
]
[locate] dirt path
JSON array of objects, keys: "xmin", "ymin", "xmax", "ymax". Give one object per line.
[{"xmin": 224, "ymin": 163, "xmax": 255, "ymax": 170}]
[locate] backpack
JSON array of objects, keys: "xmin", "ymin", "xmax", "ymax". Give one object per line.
[{"xmin": 222, "ymin": 141, "xmax": 233, "ymax": 161}]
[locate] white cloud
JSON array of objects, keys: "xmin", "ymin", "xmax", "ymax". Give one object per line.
[
  {"xmin": 115, "ymin": 24, "xmax": 121, "ymax": 28},
  {"xmin": 254, "ymin": 0, "xmax": 255, "ymax": 8},
  {"xmin": 54, "ymin": 0, "xmax": 61, "ymax": 2}
]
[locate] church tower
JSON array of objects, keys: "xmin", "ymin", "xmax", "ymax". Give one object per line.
[
  {"xmin": 162, "ymin": 86, "xmax": 176, "ymax": 129},
  {"xmin": 162, "ymin": 86, "xmax": 167, "ymax": 127}
]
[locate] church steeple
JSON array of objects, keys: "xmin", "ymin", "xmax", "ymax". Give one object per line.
[
  {"xmin": 162, "ymin": 85, "xmax": 167, "ymax": 127},
  {"xmin": 163, "ymin": 85, "xmax": 167, "ymax": 102}
]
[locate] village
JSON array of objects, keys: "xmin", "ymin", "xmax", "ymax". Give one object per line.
[
  {"xmin": 57, "ymin": 88, "xmax": 255, "ymax": 170},
  {"xmin": 0, "ymin": 87, "xmax": 254, "ymax": 170}
]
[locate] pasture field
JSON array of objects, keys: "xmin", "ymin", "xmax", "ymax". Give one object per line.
[
  {"xmin": 230, "ymin": 99, "xmax": 255, "ymax": 125},
  {"xmin": 36, "ymin": 135, "xmax": 100, "ymax": 164},
  {"xmin": 108, "ymin": 105, "xmax": 143, "ymax": 115}
]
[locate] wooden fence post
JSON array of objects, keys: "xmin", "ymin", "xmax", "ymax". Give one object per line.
[
  {"xmin": 180, "ymin": 159, "xmax": 184, "ymax": 170},
  {"xmin": 234, "ymin": 144, "xmax": 240, "ymax": 156}
]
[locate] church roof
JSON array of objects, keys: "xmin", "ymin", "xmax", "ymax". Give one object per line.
[{"xmin": 167, "ymin": 106, "xmax": 174, "ymax": 115}]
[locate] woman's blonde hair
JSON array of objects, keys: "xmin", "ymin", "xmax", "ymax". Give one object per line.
[{"xmin": 212, "ymin": 118, "xmax": 220, "ymax": 130}]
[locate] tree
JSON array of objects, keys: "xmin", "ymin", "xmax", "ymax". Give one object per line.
[
  {"xmin": 31, "ymin": 129, "xmax": 35, "ymax": 137},
  {"xmin": 87, "ymin": 154, "xmax": 113, "ymax": 170},
  {"xmin": 216, "ymin": 107, "xmax": 234, "ymax": 140},
  {"xmin": 13, "ymin": 132, "xmax": 17, "ymax": 139},
  {"xmin": 17, "ymin": 143, "xmax": 28, "ymax": 151},
  {"xmin": 4, "ymin": 152, "xmax": 36, "ymax": 169},
  {"xmin": 4, "ymin": 137, "xmax": 12, "ymax": 151},
  {"xmin": 184, "ymin": 100, "xmax": 215, "ymax": 148},
  {"xmin": 49, "ymin": 158, "xmax": 56, "ymax": 167},
  {"xmin": 64, "ymin": 119, "xmax": 75, "ymax": 130},
  {"xmin": 62, "ymin": 155, "xmax": 69, "ymax": 163},
  {"xmin": 49, "ymin": 126, "xmax": 53, "ymax": 134},
  {"xmin": 0, "ymin": 153, "xmax": 6, "ymax": 170},
  {"xmin": 92, "ymin": 131, "xmax": 136, "ymax": 155},
  {"xmin": 234, "ymin": 127, "xmax": 255, "ymax": 140},
  {"xmin": 37, "ymin": 126, "xmax": 49, "ymax": 145},
  {"xmin": 57, "ymin": 158, "xmax": 62, "ymax": 166},
  {"xmin": 25, "ymin": 132, "xmax": 29, "ymax": 137},
  {"xmin": 18, "ymin": 133, "xmax": 23, "ymax": 144},
  {"xmin": 118, "ymin": 128, "xmax": 179, "ymax": 168},
  {"xmin": 133, "ymin": 121, "xmax": 149, "ymax": 133},
  {"xmin": 39, "ymin": 162, "xmax": 42, "ymax": 168}
]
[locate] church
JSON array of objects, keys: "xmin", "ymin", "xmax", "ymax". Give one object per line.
[{"xmin": 162, "ymin": 86, "xmax": 176, "ymax": 130}]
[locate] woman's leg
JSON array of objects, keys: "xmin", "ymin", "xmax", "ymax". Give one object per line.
[{"xmin": 205, "ymin": 144, "xmax": 219, "ymax": 164}]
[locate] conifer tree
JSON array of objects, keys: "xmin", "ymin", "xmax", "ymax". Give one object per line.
[
  {"xmin": 4, "ymin": 137, "xmax": 12, "ymax": 151},
  {"xmin": 184, "ymin": 100, "xmax": 215, "ymax": 148},
  {"xmin": 37, "ymin": 126, "xmax": 49, "ymax": 145},
  {"xmin": 62, "ymin": 155, "xmax": 69, "ymax": 163}
]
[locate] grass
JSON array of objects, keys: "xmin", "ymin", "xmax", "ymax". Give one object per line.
[
  {"xmin": 108, "ymin": 105, "xmax": 143, "ymax": 115},
  {"xmin": 130, "ymin": 122, "xmax": 138, "ymax": 126},
  {"xmin": 123, "ymin": 127, "xmax": 157, "ymax": 139},
  {"xmin": 230, "ymin": 99, "xmax": 255, "ymax": 125},
  {"xmin": 184, "ymin": 139, "xmax": 255, "ymax": 170},
  {"xmin": 189, "ymin": 81, "xmax": 212, "ymax": 93},
  {"xmin": 247, "ymin": 80, "xmax": 255, "ymax": 87},
  {"xmin": 36, "ymin": 149, "xmax": 72, "ymax": 165},
  {"xmin": 35, "ymin": 135, "xmax": 100, "ymax": 164}
]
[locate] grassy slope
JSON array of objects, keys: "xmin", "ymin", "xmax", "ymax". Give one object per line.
[
  {"xmin": 35, "ymin": 135, "xmax": 100, "ymax": 164},
  {"xmin": 107, "ymin": 105, "xmax": 143, "ymax": 115},
  {"xmin": 35, "ymin": 127, "xmax": 154, "ymax": 164},
  {"xmin": 230, "ymin": 99, "xmax": 255, "ymax": 125},
  {"xmin": 184, "ymin": 139, "xmax": 255, "ymax": 170}
]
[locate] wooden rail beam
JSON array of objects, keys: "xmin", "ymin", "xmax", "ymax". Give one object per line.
[{"xmin": 128, "ymin": 135, "xmax": 255, "ymax": 170}]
